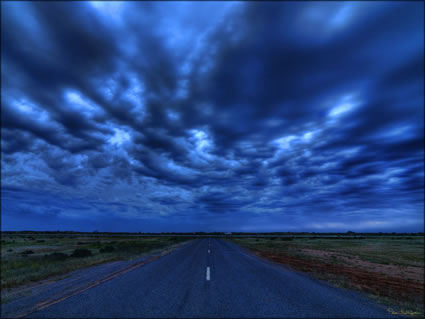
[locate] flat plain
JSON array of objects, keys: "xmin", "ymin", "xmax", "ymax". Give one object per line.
[
  {"xmin": 1, "ymin": 238, "xmax": 403, "ymax": 318},
  {"xmin": 1, "ymin": 233, "xmax": 191, "ymax": 290},
  {"xmin": 1, "ymin": 233, "xmax": 423, "ymax": 318},
  {"xmin": 231, "ymin": 236, "xmax": 424, "ymax": 317}
]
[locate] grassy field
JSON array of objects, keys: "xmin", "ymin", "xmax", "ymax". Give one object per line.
[
  {"xmin": 1, "ymin": 234, "xmax": 192, "ymax": 290},
  {"xmin": 231, "ymin": 236, "xmax": 424, "ymax": 317}
]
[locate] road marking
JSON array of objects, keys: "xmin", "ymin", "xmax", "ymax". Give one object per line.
[
  {"xmin": 208, "ymin": 249, "xmax": 210, "ymax": 253},
  {"xmin": 206, "ymin": 267, "xmax": 210, "ymax": 281}
]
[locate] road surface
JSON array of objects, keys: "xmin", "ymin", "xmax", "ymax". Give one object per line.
[{"xmin": 19, "ymin": 239, "xmax": 397, "ymax": 318}]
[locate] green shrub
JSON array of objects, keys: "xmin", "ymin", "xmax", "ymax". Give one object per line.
[
  {"xmin": 71, "ymin": 248, "xmax": 92, "ymax": 258},
  {"xmin": 21, "ymin": 250, "xmax": 34, "ymax": 255},
  {"xmin": 44, "ymin": 252, "xmax": 68, "ymax": 261},
  {"xmin": 99, "ymin": 246, "xmax": 115, "ymax": 253},
  {"xmin": 94, "ymin": 241, "xmax": 102, "ymax": 247}
]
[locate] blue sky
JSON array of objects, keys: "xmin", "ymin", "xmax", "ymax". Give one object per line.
[{"xmin": 1, "ymin": 1, "xmax": 424, "ymax": 232}]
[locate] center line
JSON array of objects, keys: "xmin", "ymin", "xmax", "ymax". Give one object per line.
[
  {"xmin": 208, "ymin": 249, "xmax": 210, "ymax": 253},
  {"xmin": 206, "ymin": 267, "xmax": 210, "ymax": 281}
]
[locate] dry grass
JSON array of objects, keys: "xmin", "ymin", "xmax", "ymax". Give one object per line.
[{"xmin": 1, "ymin": 234, "xmax": 192, "ymax": 289}]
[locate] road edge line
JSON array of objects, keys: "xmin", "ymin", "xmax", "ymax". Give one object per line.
[{"xmin": 12, "ymin": 242, "xmax": 189, "ymax": 319}]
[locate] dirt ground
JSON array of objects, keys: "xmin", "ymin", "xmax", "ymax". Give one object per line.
[
  {"xmin": 254, "ymin": 249, "xmax": 424, "ymax": 306},
  {"xmin": 301, "ymin": 248, "xmax": 424, "ymax": 283}
]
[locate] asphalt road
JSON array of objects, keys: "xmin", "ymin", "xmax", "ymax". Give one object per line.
[{"xmin": 27, "ymin": 238, "xmax": 397, "ymax": 318}]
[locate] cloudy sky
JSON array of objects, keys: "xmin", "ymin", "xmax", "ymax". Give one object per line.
[{"xmin": 1, "ymin": 1, "xmax": 424, "ymax": 232}]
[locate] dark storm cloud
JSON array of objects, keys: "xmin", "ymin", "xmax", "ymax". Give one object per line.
[
  {"xmin": 1, "ymin": 1, "xmax": 423, "ymax": 232},
  {"xmin": 195, "ymin": 191, "xmax": 253, "ymax": 213}
]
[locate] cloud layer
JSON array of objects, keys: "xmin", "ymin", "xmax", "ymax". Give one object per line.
[{"xmin": 1, "ymin": 1, "xmax": 424, "ymax": 232}]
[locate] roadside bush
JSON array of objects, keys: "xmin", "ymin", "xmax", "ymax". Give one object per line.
[
  {"xmin": 94, "ymin": 241, "xmax": 102, "ymax": 247},
  {"xmin": 280, "ymin": 237, "xmax": 293, "ymax": 241},
  {"xmin": 44, "ymin": 252, "xmax": 68, "ymax": 261},
  {"xmin": 7, "ymin": 249, "xmax": 13, "ymax": 252},
  {"xmin": 37, "ymin": 239, "xmax": 45, "ymax": 243},
  {"xmin": 21, "ymin": 250, "xmax": 34, "ymax": 255},
  {"xmin": 116, "ymin": 241, "xmax": 163, "ymax": 254},
  {"xmin": 99, "ymin": 246, "xmax": 115, "ymax": 253},
  {"xmin": 71, "ymin": 248, "xmax": 92, "ymax": 258}
]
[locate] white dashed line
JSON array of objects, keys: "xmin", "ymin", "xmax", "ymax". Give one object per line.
[
  {"xmin": 208, "ymin": 249, "xmax": 210, "ymax": 254},
  {"xmin": 206, "ymin": 267, "xmax": 210, "ymax": 281}
]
